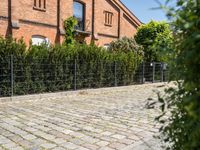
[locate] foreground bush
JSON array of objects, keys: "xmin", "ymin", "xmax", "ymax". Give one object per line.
[
  {"xmin": 0, "ymin": 37, "xmax": 143, "ymax": 96},
  {"xmin": 150, "ymin": 0, "xmax": 200, "ymax": 149}
]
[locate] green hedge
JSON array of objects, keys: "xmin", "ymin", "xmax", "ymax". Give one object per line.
[{"xmin": 0, "ymin": 37, "xmax": 143, "ymax": 96}]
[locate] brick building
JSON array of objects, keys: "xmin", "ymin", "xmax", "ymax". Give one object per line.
[{"xmin": 0, "ymin": 0, "xmax": 142, "ymax": 46}]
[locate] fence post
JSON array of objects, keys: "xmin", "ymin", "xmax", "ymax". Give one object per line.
[
  {"xmin": 74, "ymin": 58, "xmax": 77, "ymax": 91},
  {"xmin": 161, "ymin": 62, "xmax": 164, "ymax": 82},
  {"xmin": 152, "ymin": 62, "xmax": 155, "ymax": 83},
  {"xmin": 10, "ymin": 55, "xmax": 14, "ymax": 96},
  {"xmin": 114, "ymin": 61, "xmax": 117, "ymax": 87},
  {"xmin": 142, "ymin": 62, "xmax": 145, "ymax": 84}
]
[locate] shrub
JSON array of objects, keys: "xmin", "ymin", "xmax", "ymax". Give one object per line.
[
  {"xmin": 109, "ymin": 37, "xmax": 144, "ymax": 63},
  {"xmin": 0, "ymin": 37, "xmax": 143, "ymax": 96}
]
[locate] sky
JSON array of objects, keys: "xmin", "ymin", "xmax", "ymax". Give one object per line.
[{"xmin": 120, "ymin": 0, "xmax": 168, "ymax": 23}]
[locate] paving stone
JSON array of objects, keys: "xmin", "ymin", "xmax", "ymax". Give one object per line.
[
  {"xmin": 76, "ymin": 146, "xmax": 90, "ymax": 150},
  {"xmin": 111, "ymin": 134, "xmax": 126, "ymax": 140},
  {"xmin": 11, "ymin": 146, "xmax": 24, "ymax": 150},
  {"xmin": 2, "ymin": 142, "xmax": 18, "ymax": 149},
  {"xmin": 22, "ymin": 134, "xmax": 37, "ymax": 140},
  {"xmin": 70, "ymin": 138, "xmax": 85, "ymax": 145},
  {"xmin": 61, "ymin": 142, "xmax": 79, "ymax": 149},
  {"xmin": 0, "ymin": 137, "xmax": 11, "ymax": 144},
  {"xmin": 9, "ymin": 135, "xmax": 24, "ymax": 143},
  {"xmin": 40, "ymin": 143, "xmax": 57, "ymax": 149},
  {"xmin": 31, "ymin": 138, "xmax": 48, "ymax": 145},
  {"xmin": 17, "ymin": 140, "xmax": 34, "ymax": 149},
  {"xmin": 101, "ymin": 131, "xmax": 113, "ymax": 136},
  {"xmin": 61, "ymin": 129, "xmax": 73, "ymax": 135},
  {"xmin": 53, "ymin": 138, "xmax": 66, "ymax": 144},
  {"xmin": 52, "ymin": 147, "xmax": 66, "ymax": 150},
  {"xmin": 109, "ymin": 142, "xmax": 127, "ymax": 149},
  {"xmin": 96, "ymin": 141, "xmax": 109, "ymax": 147},
  {"xmin": 81, "ymin": 143, "xmax": 99, "ymax": 150},
  {"xmin": 81, "ymin": 136, "xmax": 99, "ymax": 144},
  {"xmin": 121, "ymin": 139, "xmax": 135, "ymax": 145},
  {"xmin": 99, "ymin": 147, "xmax": 115, "ymax": 150},
  {"xmin": 69, "ymin": 132, "xmax": 85, "ymax": 138},
  {"xmin": 0, "ymin": 83, "xmax": 169, "ymax": 149}
]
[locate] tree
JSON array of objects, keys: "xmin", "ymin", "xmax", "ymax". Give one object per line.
[{"xmin": 135, "ymin": 21, "xmax": 173, "ymax": 62}]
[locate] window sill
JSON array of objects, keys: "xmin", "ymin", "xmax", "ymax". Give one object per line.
[
  {"xmin": 104, "ymin": 24, "xmax": 112, "ymax": 27},
  {"xmin": 33, "ymin": 6, "xmax": 46, "ymax": 12}
]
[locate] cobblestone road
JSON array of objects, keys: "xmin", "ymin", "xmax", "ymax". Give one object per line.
[{"xmin": 0, "ymin": 83, "xmax": 168, "ymax": 150}]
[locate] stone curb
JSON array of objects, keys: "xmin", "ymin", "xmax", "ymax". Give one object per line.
[{"xmin": 0, "ymin": 83, "xmax": 167, "ymax": 103}]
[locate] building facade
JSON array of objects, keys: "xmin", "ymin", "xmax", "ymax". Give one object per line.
[{"xmin": 0, "ymin": 0, "xmax": 142, "ymax": 46}]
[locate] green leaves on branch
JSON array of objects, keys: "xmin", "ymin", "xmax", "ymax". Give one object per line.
[
  {"xmin": 150, "ymin": 0, "xmax": 200, "ymax": 150},
  {"xmin": 64, "ymin": 17, "xmax": 78, "ymax": 46}
]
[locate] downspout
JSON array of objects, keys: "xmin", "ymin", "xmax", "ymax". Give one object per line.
[
  {"xmin": 56, "ymin": 0, "xmax": 60, "ymax": 43},
  {"xmin": 118, "ymin": 9, "xmax": 120, "ymax": 38},
  {"xmin": 7, "ymin": 0, "xmax": 12, "ymax": 37},
  {"xmin": 91, "ymin": 0, "xmax": 95, "ymax": 40}
]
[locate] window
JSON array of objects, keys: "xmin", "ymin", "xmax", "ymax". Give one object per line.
[
  {"xmin": 31, "ymin": 35, "xmax": 50, "ymax": 46},
  {"xmin": 103, "ymin": 44, "xmax": 110, "ymax": 49},
  {"xmin": 33, "ymin": 0, "xmax": 46, "ymax": 11},
  {"xmin": 104, "ymin": 11, "xmax": 113, "ymax": 26},
  {"xmin": 73, "ymin": 1, "xmax": 85, "ymax": 31}
]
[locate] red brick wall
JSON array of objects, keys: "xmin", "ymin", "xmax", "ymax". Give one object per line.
[
  {"xmin": 0, "ymin": 20, "xmax": 8, "ymax": 37},
  {"xmin": 0, "ymin": 0, "xmax": 8, "ymax": 17},
  {"xmin": 0, "ymin": 0, "xmax": 141, "ymax": 46},
  {"xmin": 12, "ymin": 0, "xmax": 57, "ymax": 25},
  {"xmin": 0, "ymin": 0, "xmax": 9, "ymax": 37},
  {"xmin": 121, "ymin": 14, "xmax": 137, "ymax": 38},
  {"xmin": 12, "ymin": 23, "xmax": 57, "ymax": 45},
  {"xmin": 94, "ymin": 0, "xmax": 119, "ymax": 38}
]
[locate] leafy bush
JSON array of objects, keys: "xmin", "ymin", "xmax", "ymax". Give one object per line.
[
  {"xmin": 0, "ymin": 37, "xmax": 143, "ymax": 96},
  {"xmin": 149, "ymin": 0, "xmax": 200, "ymax": 149},
  {"xmin": 109, "ymin": 37, "xmax": 144, "ymax": 63},
  {"xmin": 135, "ymin": 21, "xmax": 173, "ymax": 62}
]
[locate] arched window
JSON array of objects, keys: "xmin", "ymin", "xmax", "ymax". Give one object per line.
[
  {"xmin": 31, "ymin": 35, "xmax": 50, "ymax": 46},
  {"xmin": 73, "ymin": 1, "xmax": 85, "ymax": 31}
]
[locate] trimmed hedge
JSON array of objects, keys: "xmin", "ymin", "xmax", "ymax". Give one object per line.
[{"xmin": 0, "ymin": 37, "xmax": 143, "ymax": 96}]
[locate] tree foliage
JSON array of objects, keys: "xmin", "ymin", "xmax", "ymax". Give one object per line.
[
  {"xmin": 135, "ymin": 21, "xmax": 173, "ymax": 62},
  {"xmin": 149, "ymin": 0, "xmax": 200, "ymax": 149}
]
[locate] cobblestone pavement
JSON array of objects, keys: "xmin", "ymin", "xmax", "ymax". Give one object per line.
[{"xmin": 0, "ymin": 83, "xmax": 168, "ymax": 150}]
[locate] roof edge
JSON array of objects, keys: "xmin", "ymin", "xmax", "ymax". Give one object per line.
[{"xmin": 113, "ymin": 0, "xmax": 143, "ymax": 25}]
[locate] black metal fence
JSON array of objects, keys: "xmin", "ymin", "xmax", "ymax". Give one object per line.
[{"xmin": 0, "ymin": 56, "xmax": 169, "ymax": 97}]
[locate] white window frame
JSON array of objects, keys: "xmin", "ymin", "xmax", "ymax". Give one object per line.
[{"xmin": 31, "ymin": 35, "xmax": 50, "ymax": 46}]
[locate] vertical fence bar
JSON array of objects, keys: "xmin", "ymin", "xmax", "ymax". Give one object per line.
[
  {"xmin": 74, "ymin": 58, "xmax": 77, "ymax": 91},
  {"xmin": 161, "ymin": 62, "xmax": 164, "ymax": 82},
  {"xmin": 142, "ymin": 62, "xmax": 145, "ymax": 84},
  {"xmin": 114, "ymin": 61, "xmax": 117, "ymax": 87},
  {"xmin": 152, "ymin": 62, "xmax": 155, "ymax": 83},
  {"xmin": 10, "ymin": 55, "xmax": 14, "ymax": 96}
]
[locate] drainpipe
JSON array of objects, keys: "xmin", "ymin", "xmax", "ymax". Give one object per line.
[
  {"xmin": 7, "ymin": 0, "xmax": 12, "ymax": 37},
  {"xmin": 92, "ymin": 0, "xmax": 95, "ymax": 40},
  {"xmin": 56, "ymin": 0, "xmax": 60, "ymax": 43}
]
